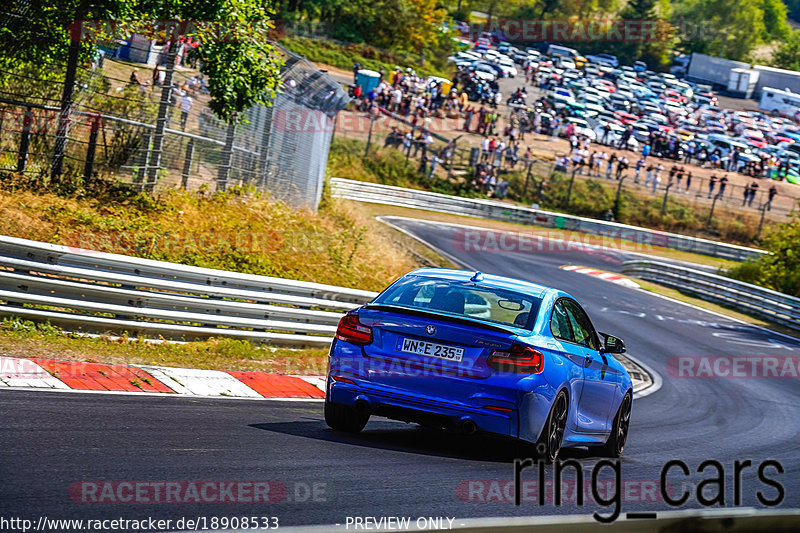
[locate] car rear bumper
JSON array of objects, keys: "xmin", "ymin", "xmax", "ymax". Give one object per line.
[{"xmin": 327, "ymin": 379, "xmax": 519, "ymax": 438}]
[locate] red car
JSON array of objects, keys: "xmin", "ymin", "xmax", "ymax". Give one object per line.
[
  {"xmin": 613, "ymin": 111, "xmax": 639, "ymax": 124},
  {"xmin": 663, "ymin": 90, "xmax": 688, "ymax": 104}
]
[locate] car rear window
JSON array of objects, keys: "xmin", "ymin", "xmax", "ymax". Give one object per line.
[{"xmin": 374, "ymin": 276, "xmax": 542, "ymax": 329}]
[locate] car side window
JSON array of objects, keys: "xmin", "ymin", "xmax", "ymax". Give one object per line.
[
  {"xmin": 550, "ymin": 300, "xmax": 573, "ymax": 343},
  {"xmin": 563, "ymin": 300, "xmax": 599, "ymax": 350}
]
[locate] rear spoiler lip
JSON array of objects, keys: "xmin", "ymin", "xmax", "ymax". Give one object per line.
[{"xmin": 362, "ymin": 303, "xmax": 525, "ymax": 336}]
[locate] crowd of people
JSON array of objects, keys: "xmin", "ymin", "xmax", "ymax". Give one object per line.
[{"xmin": 346, "ymin": 48, "xmax": 792, "ymax": 210}]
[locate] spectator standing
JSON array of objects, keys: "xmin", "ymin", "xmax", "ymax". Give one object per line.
[
  {"xmin": 767, "ymin": 184, "xmax": 777, "ymax": 210},
  {"xmin": 708, "ymin": 174, "xmax": 717, "ymax": 198},
  {"xmin": 718, "ymin": 175, "xmax": 728, "ymax": 199},
  {"xmin": 523, "ymin": 146, "xmax": 533, "ymax": 169},
  {"xmin": 616, "ymin": 155, "xmax": 628, "ymax": 180},
  {"xmin": 651, "ymin": 171, "xmax": 661, "ymax": 194},
  {"xmin": 684, "ymin": 141, "xmax": 695, "ymax": 164},
  {"xmin": 428, "ymin": 152, "xmax": 441, "ymax": 179},
  {"xmin": 463, "ymin": 107, "xmax": 474, "ymax": 132},
  {"xmin": 606, "ymin": 153, "xmax": 617, "ymax": 179},
  {"xmin": 685, "ymin": 171, "xmax": 692, "ymax": 194},
  {"xmin": 594, "ymin": 151, "xmax": 608, "ymax": 176},
  {"xmin": 669, "ymin": 164, "xmax": 678, "ymax": 185},
  {"xmin": 571, "ymin": 149, "xmax": 584, "ymax": 174},
  {"xmin": 180, "ymin": 92, "xmax": 193, "ymax": 130},
  {"xmin": 601, "ymin": 123, "xmax": 611, "ymax": 145},
  {"xmin": 748, "ymin": 181, "xmax": 759, "ymax": 207},
  {"xmin": 743, "ymin": 183, "xmax": 751, "ymax": 206}
]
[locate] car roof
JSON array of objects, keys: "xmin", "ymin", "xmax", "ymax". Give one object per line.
[{"xmin": 403, "ymin": 268, "xmax": 553, "ymax": 298}]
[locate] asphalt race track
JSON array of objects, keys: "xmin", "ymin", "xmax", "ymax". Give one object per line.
[{"xmin": 2, "ymin": 216, "xmax": 800, "ymax": 527}]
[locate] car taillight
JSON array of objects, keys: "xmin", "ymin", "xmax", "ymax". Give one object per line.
[
  {"xmin": 335, "ymin": 314, "xmax": 372, "ymax": 346},
  {"xmin": 487, "ymin": 343, "xmax": 544, "ymax": 374}
]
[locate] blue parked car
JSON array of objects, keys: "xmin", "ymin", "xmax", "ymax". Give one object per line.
[{"xmin": 325, "ymin": 268, "xmax": 633, "ymax": 461}]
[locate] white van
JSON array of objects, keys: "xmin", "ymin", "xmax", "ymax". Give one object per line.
[{"xmin": 760, "ymin": 87, "xmax": 800, "ymax": 117}]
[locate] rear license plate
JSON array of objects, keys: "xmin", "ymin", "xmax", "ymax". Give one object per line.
[{"xmin": 397, "ymin": 337, "xmax": 464, "ymax": 362}]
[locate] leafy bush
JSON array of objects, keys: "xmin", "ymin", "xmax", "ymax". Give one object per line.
[{"xmin": 726, "ymin": 208, "xmax": 800, "ymax": 297}]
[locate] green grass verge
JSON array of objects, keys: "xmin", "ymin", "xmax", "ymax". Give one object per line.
[{"xmin": 0, "ymin": 318, "xmax": 330, "ymax": 374}]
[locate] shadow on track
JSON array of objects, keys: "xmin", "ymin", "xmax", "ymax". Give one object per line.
[{"xmin": 250, "ymin": 420, "xmax": 604, "ymax": 464}]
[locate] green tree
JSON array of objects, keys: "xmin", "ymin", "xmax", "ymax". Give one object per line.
[
  {"xmin": 0, "ymin": 0, "xmax": 135, "ymax": 73},
  {"xmin": 773, "ymin": 28, "xmax": 800, "ymax": 70},
  {"xmin": 728, "ymin": 206, "xmax": 800, "ymax": 297},
  {"xmin": 0, "ymin": 1, "xmax": 284, "ymax": 122},
  {"xmin": 671, "ymin": 0, "xmax": 789, "ymax": 60},
  {"xmin": 135, "ymin": 0, "xmax": 284, "ymax": 123},
  {"xmin": 760, "ymin": 0, "xmax": 790, "ymax": 41}
]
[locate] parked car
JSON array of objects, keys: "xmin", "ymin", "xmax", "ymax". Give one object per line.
[{"xmin": 585, "ymin": 53, "xmax": 619, "ymax": 68}]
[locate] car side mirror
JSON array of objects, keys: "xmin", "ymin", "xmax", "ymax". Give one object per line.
[{"xmin": 599, "ymin": 332, "xmax": 626, "ymax": 354}]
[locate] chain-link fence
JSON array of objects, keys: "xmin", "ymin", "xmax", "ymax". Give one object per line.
[{"xmin": 0, "ymin": 39, "xmax": 347, "ymax": 211}]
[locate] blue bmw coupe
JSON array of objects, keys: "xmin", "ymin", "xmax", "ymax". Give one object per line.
[{"xmin": 325, "ymin": 268, "xmax": 633, "ymax": 460}]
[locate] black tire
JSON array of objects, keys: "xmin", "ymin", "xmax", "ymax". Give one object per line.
[
  {"xmin": 598, "ymin": 392, "xmax": 632, "ymax": 458},
  {"xmin": 324, "ymin": 401, "xmax": 369, "ymax": 433},
  {"xmin": 537, "ymin": 390, "xmax": 568, "ymax": 463}
]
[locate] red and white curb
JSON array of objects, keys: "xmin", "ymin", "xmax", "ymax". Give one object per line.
[
  {"xmin": 560, "ymin": 265, "xmax": 640, "ymax": 289},
  {"xmin": 0, "ymin": 356, "xmax": 325, "ymax": 400}
]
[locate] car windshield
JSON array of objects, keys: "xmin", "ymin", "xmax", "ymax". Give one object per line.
[{"xmin": 373, "ymin": 276, "xmax": 542, "ymax": 329}]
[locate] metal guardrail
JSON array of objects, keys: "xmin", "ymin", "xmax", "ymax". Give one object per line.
[
  {"xmin": 0, "ymin": 236, "xmax": 378, "ymax": 346},
  {"xmin": 329, "ymin": 178, "xmax": 767, "ymax": 262},
  {"xmin": 622, "ymin": 260, "xmax": 800, "ymax": 331}
]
